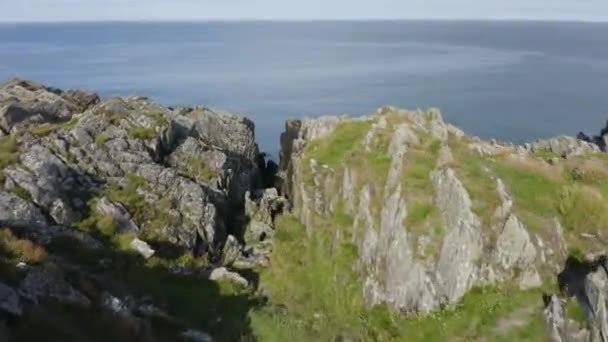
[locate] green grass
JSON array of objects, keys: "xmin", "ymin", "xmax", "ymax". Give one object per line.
[
  {"xmin": 104, "ymin": 111, "xmax": 125, "ymax": 125},
  {"xmin": 127, "ymin": 127, "xmax": 157, "ymax": 140},
  {"xmin": 565, "ymin": 298, "xmax": 587, "ymax": 324},
  {"xmin": 557, "ymin": 185, "xmax": 608, "ymax": 233},
  {"xmin": 94, "ymin": 134, "xmax": 110, "ymax": 146},
  {"xmin": 12, "ymin": 185, "xmax": 32, "ymax": 202},
  {"xmin": 305, "ymin": 120, "xmax": 373, "ymax": 168},
  {"xmin": 406, "ymin": 203, "xmax": 435, "ymax": 227},
  {"xmin": 396, "ymin": 135, "xmax": 442, "ymax": 257},
  {"xmin": 251, "ymin": 213, "xmax": 548, "ymax": 341},
  {"xmin": 403, "ymin": 138, "xmax": 441, "ymax": 191},
  {"xmin": 533, "ymin": 148, "xmax": 561, "ymax": 162},
  {"xmin": 184, "ymin": 158, "xmax": 218, "ymax": 183},
  {"xmin": 145, "ymin": 111, "xmax": 170, "ymax": 127},
  {"xmin": 28, "ymin": 123, "xmax": 61, "ymax": 137},
  {"xmin": 448, "ymin": 136, "xmax": 502, "ymax": 227},
  {"xmin": 0, "ymin": 135, "xmax": 19, "ymax": 183},
  {"xmin": 62, "ymin": 116, "xmax": 80, "ymax": 129}
]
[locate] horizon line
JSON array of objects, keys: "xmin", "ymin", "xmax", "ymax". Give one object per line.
[{"xmin": 1, "ymin": 17, "xmax": 608, "ymax": 25}]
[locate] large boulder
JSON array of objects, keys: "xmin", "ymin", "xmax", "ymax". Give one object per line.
[{"xmin": 0, "ymin": 79, "xmax": 99, "ymax": 133}]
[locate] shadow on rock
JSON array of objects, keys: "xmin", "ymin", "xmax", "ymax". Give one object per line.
[{"xmin": 0, "ymin": 225, "xmax": 265, "ymax": 342}]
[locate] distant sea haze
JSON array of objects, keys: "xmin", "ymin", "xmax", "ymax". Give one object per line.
[{"xmin": 1, "ymin": 20, "xmax": 607, "ymax": 156}]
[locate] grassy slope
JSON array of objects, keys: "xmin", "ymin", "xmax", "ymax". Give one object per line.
[
  {"xmin": 250, "ymin": 215, "xmax": 548, "ymax": 341},
  {"xmin": 250, "ymin": 115, "xmax": 557, "ymax": 341}
]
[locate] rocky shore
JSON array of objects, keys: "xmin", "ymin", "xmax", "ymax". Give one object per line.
[{"xmin": 1, "ymin": 79, "xmax": 608, "ymax": 341}]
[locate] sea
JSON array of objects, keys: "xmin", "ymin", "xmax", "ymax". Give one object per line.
[{"xmin": 1, "ymin": 20, "xmax": 607, "ymax": 156}]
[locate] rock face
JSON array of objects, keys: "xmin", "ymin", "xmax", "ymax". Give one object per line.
[
  {"xmin": 531, "ymin": 135, "xmax": 600, "ymax": 157},
  {"xmin": 278, "ymin": 105, "xmax": 606, "ymax": 324},
  {"xmin": 0, "ymin": 79, "xmax": 99, "ymax": 133},
  {"xmin": 3, "ymin": 79, "xmax": 608, "ymax": 340},
  {"xmin": 0, "ymin": 79, "xmax": 275, "ymax": 340},
  {"xmin": 0, "ymin": 80, "xmax": 264, "ymax": 255}
]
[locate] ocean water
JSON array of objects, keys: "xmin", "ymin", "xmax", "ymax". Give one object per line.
[{"xmin": 1, "ymin": 20, "xmax": 607, "ymax": 156}]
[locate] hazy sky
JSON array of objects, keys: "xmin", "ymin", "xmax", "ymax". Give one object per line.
[{"xmin": 2, "ymin": 0, "xmax": 608, "ymax": 22}]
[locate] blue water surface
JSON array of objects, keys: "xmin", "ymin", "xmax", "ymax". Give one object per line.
[{"xmin": 1, "ymin": 20, "xmax": 607, "ymax": 155}]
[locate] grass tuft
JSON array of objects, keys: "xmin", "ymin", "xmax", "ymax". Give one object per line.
[{"xmin": 127, "ymin": 127, "xmax": 158, "ymax": 140}]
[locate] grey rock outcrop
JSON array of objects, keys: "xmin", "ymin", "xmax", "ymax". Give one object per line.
[
  {"xmin": 0, "ymin": 282, "xmax": 22, "ymax": 316},
  {"xmin": 19, "ymin": 265, "xmax": 91, "ymax": 307},
  {"xmin": 96, "ymin": 197, "xmax": 139, "ymax": 233},
  {"xmin": 0, "ymin": 79, "xmax": 99, "ymax": 133},
  {"xmin": 578, "ymin": 119, "xmax": 608, "ymax": 152},
  {"xmin": 531, "ymin": 136, "xmax": 600, "ymax": 157},
  {"xmin": 0, "ymin": 80, "xmax": 266, "ymax": 260},
  {"xmin": 0, "ymin": 191, "xmax": 47, "ymax": 225},
  {"xmin": 432, "ymin": 167, "xmax": 482, "ymax": 304}
]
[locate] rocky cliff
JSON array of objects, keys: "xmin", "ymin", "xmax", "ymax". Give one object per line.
[
  {"xmin": 0, "ymin": 79, "xmax": 286, "ymax": 341},
  {"xmin": 273, "ymin": 107, "xmax": 608, "ymax": 341},
  {"xmin": 1, "ymin": 79, "xmax": 608, "ymax": 341}
]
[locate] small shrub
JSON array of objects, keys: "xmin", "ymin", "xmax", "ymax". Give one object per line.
[
  {"xmin": 95, "ymin": 134, "xmax": 110, "ymax": 146},
  {"xmin": 146, "ymin": 112, "xmax": 169, "ymax": 127},
  {"xmin": 12, "ymin": 185, "xmax": 32, "ymax": 202},
  {"xmin": 565, "ymin": 299, "xmax": 587, "ymax": 324},
  {"xmin": 107, "ymin": 112, "xmax": 124, "ymax": 125},
  {"xmin": 62, "ymin": 116, "xmax": 80, "ymax": 129},
  {"xmin": 0, "ymin": 228, "xmax": 47, "ymax": 264},
  {"xmin": 127, "ymin": 127, "xmax": 157, "ymax": 140},
  {"xmin": 185, "ymin": 158, "xmax": 217, "ymax": 182},
  {"xmin": 0, "ymin": 136, "xmax": 19, "ymax": 184},
  {"xmin": 28, "ymin": 123, "xmax": 61, "ymax": 137},
  {"xmin": 0, "ymin": 136, "xmax": 19, "ymax": 169}
]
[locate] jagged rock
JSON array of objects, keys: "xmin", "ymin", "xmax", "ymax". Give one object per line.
[
  {"xmin": 221, "ymin": 235, "xmax": 241, "ymax": 266},
  {"xmin": 531, "ymin": 136, "xmax": 600, "ymax": 157},
  {"xmin": 101, "ymin": 292, "xmax": 132, "ymax": 315},
  {"xmin": 585, "ymin": 265, "xmax": 608, "ymax": 341},
  {"xmin": 384, "ymin": 123, "xmax": 418, "ymax": 193},
  {"xmin": 494, "ymin": 214, "xmax": 537, "ymax": 271},
  {"xmin": 19, "ymin": 264, "xmax": 90, "ymax": 307},
  {"xmin": 544, "ymin": 294, "xmax": 567, "ymax": 342},
  {"xmin": 578, "ymin": 120, "xmax": 608, "ymax": 152},
  {"xmin": 181, "ymin": 329, "xmax": 213, "ymax": 342},
  {"xmin": 519, "ymin": 268, "xmax": 542, "ymax": 290},
  {"xmin": 4, "ymin": 144, "xmax": 96, "ymax": 225},
  {"xmin": 0, "ymin": 282, "xmax": 22, "ymax": 316},
  {"xmin": 245, "ymin": 221, "xmax": 274, "ymax": 247},
  {"xmin": 0, "ymin": 78, "xmax": 99, "ymax": 133},
  {"xmin": 432, "ymin": 167, "xmax": 482, "ymax": 304},
  {"xmin": 0, "ymin": 191, "xmax": 47, "ymax": 225},
  {"xmin": 245, "ymin": 188, "xmax": 287, "ymax": 226},
  {"xmin": 96, "ymin": 197, "xmax": 139, "ymax": 233},
  {"xmin": 209, "ymin": 267, "xmax": 248, "ymax": 287},
  {"xmin": 130, "ymin": 238, "xmax": 155, "ymax": 259},
  {"xmin": 378, "ymin": 186, "xmax": 437, "ymax": 313}
]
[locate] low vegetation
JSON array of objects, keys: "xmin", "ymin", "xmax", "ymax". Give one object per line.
[
  {"xmin": 0, "ymin": 135, "xmax": 19, "ymax": 183},
  {"xmin": 304, "ymin": 120, "xmax": 373, "ymax": 168},
  {"xmin": 402, "ymin": 135, "xmax": 442, "ymax": 252},
  {"xmin": 183, "ymin": 158, "xmax": 218, "ymax": 183},
  {"xmin": 448, "ymin": 135, "xmax": 502, "ymax": 228},
  {"xmin": 250, "ymin": 214, "xmax": 549, "ymax": 341},
  {"xmin": 94, "ymin": 134, "xmax": 110, "ymax": 146},
  {"xmin": 145, "ymin": 111, "xmax": 169, "ymax": 127},
  {"xmin": 27, "ymin": 122, "xmax": 62, "ymax": 137},
  {"xmin": 11, "ymin": 185, "xmax": 32, "ymax": 202},
  {"xmin": 127, "ymin": 127, "xmax": 158, "ymax": 140},
  {"xmin": 0, "ymin": 228, "xmax": 47, "ymax": 264}
]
